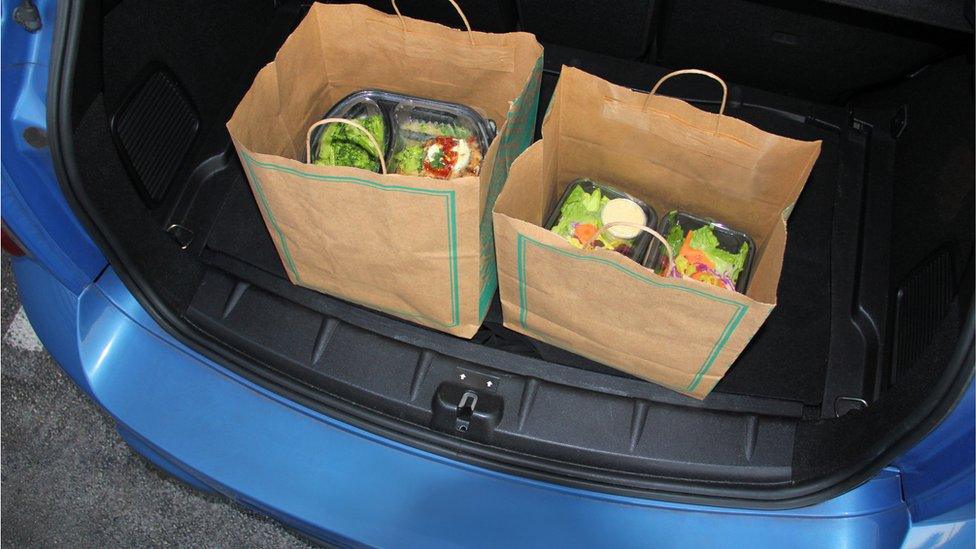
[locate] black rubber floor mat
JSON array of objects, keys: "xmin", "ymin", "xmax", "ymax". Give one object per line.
[
  {"xmin": 205, "ymin": 169, "xmax": 287, "ymax": 278},
  {"xmin": 111, "ymin": 68, "xmax": 198, "ymax": 205},
  {"xmin": 201, "ymin": 61, "xmax": 846, "ymax": 405},
  {"xmin": 891, "ymin": 247, "xmax": 958, "ymax": 382},
  {"xmin": 711, "ymin": 121, "xmax": 838, "ymax": 405}
]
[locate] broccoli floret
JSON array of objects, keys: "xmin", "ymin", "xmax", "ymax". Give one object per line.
[
  {"xmin": 342, "ymin": 115, "xmax": 386, "ymax": 155},
  {"xmin": 393, "ymin": 145, "xmax": 425, "ymax": 175},
  {"xmin": 317, "ymin": 141, "xmax": 379, "ymax": 171},
  {"xmin": 314, "ymin": 115, "xmax": 386, "ymax": 171}
]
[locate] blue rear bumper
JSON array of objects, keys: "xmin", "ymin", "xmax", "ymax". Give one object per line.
[{"xmin": 15, "ymin": 254, "xmax": 948, "ymax": 548}]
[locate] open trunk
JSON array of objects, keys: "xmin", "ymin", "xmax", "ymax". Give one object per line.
[{"xmin": 50, "ymin": 0, "xmax": 974, "ymax": 506}]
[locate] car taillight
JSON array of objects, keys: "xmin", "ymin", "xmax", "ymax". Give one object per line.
[{"xmin": 1, "ymin": 223, "xmax": 26, "ymax": 256}]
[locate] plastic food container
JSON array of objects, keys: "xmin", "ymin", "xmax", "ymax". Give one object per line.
[
  {"xmin": 543, "ymin": 178, "xmax": 658, "ymax": 261},
  {"xmin": 309, "ymin": 92, "xmax": 393, "ymax": 173},
  {"xmin": 389, "ymin": 98, "xmax": 495, "ymax": 178},
  {"xmin": 309, "ymin": 90, "xmax": 496, "ymax": 179},
  {"xmin": 644, "ymin": 210, "xmax": 755, "ymax": 293}
]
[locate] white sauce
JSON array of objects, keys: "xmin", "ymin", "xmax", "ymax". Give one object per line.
[
  {"xmin": 425, "ymin": 143, "xmax": 443, "ymax": 164},
  {"xmin": 601, "ymin": 198, "xmax": 646, "ymax": 239},
  {"xmin": 452, "ymin": 138, "xmax": 471, "ymax": 175},
  {"xmin": 423, "ymin": 139, "xmax": 471, "ymax": 176}
]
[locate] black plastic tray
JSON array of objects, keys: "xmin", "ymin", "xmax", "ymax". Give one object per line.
[
  {"xmin": 543, "ymin": 178, "xmax": 658, "ymax": 261},
  {"xmin": 309, "ymin": 89, "xmax": 497, "ymax": 174},
  {"xmin": 645, "ymin": 210, "xmax": 756, "ymax": 293}
]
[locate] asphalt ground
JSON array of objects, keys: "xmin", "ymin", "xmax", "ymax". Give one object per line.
[{"xmin": 1, "ymin": 254, "xmax": 313, "ymax": 547}]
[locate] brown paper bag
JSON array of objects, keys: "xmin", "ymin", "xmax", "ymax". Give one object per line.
[
  {"xmin": 493, "ymin": 67, "xmax": 822, "ymax": 398},
  {"xmin": 226, "ymin": 3, "xmax": 543, "ymax": 338}
]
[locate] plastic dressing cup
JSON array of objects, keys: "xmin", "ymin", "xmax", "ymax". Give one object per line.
[{"xmin": 602, "ymin": 198, "xmax": 647, "ymax": 239}]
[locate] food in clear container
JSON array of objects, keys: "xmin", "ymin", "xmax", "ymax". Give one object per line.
[
  {"xmin": 392, "ymin": 133, "xmax": 483, "ymax": 179},
  {"xmin": 544, "ymin": 179, "xmax": 657, "ymax": 260},
  {"xmin": 311, "ymin": 97, "xmax": 388, "ymax": 172},
  {"xmin": 391, "ymin": 102, "xmax": 492, "ymax": 179},
  {"xmin": 652, "ymin": 211, "xmax": 754, "ymax": 292},
  {"xmin": 309, "ymin": 90, "xmax": 495, "ymax": 178},
  {"xmin": 313, "ymin": 114, "xmax": 386, "ymax": 172}
]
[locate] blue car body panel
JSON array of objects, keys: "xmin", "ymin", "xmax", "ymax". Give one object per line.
[
  {"xmin": 2, "ymin": 0, "xmax": 973, "ymax": 546},
  {"xmin": 1, "ymin": 0, "xmax": 106, "ymax": 291},
  {"xmin": 2, "ymin": 257, "xmax": 934, "ymax": 548},
  {"xmin": 895, "ymin": 383, "xmax": 975, "ymax": 544}
]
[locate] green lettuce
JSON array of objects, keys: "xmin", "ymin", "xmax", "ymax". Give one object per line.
[
  {"xmin": 687, "ymin": 225, "xmax": 749, "ymax": 280},
  {"xmin": 402, "ymin": 120, "xmax": 471, "ymax": 139},
  {"xmin": 551, "ymin": 185, "xmax": 607, "ymax": 237},
  {"xmin": 666, "ymin": 223, "xmax": 685, "ymax": 259},
  {"xmin": 314, "ymin": 115, "xmax": 386, "ymax": 171}
]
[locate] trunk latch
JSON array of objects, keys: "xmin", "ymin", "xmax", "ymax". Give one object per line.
[
  {"xmin": 432, "ymin": 384, "xmax": 503, "ymax": 438},
  {"xmin": 455, "ymin": 390, "xmax": 479, "ymax": 432}
]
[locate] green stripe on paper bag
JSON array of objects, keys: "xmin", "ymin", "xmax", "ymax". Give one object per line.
[
  {"xmin": 515, "ymin": 233, "xmax": 748, "ymax": 392},
  {"xmin": 242, "ymin": 151, "xmax": 461, "ymax": 329},
  {"xmin": 478, "ymin": 55, "xmax": 544, "ymax": 319}
]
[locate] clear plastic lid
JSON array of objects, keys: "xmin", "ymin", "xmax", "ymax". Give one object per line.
[
  {"xmin": 310, "ymin": 96, "xmax": 391, "ymax": 173},
  {"xmin": 644, "ymin": 210, "xmax": 755, "ymax": 293},
  {"xmin": 389, "ymin": 101, "xmax": 493, "ymax": 179},
  {"xmin": 543, "ymin": 178, "xmax": 658, "ymax": 261},
  {"xmin": 311, "ymin": 90, "xmax": 496, "ymax": 180}
]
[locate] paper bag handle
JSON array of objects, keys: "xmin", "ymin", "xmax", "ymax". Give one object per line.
[
  {"xmin": 579, "ymin": 222, "xmax": 688, "ymax": 280},
  {"xmin": 306, "ymin": 118, "xmax": 388, "ymax": 174},
  {"xmin": 391, "ymin": 0, "xmax": 476, "ymax": 46},
  {"xmin": 645, "ymin": 69, "xmax": 728, "ymax": 134}
]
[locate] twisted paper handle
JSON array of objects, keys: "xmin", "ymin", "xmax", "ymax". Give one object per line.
[
  {"xmin": 391, "ymin": 0, "xmax": 475, "ymax": 46},
  {"xmin": 579, "ymin": 221, "xmax": 688, "ymax": 279},
  {"xmin": 306, "ymin": 117, "xmax": 387, "ymax": 174},
  {"xmin": 644, "ymin": 69, "xmax": 729, "ymax": 135}
]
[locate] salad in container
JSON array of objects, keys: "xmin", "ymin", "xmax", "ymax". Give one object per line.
[
  {"xmin": 646, "ymin": 210, "xmax": 755, "ymax": 293},
  {"xmin": 543, "ymin": 179, "xmax": 657, "ymax": 261},
  {"xmin": 308, "ymin": 90, "xmax": 496, "ymax": 180},
  {"xmin": 390, "ymin": 100, "xmax": 495, "ymax": 179}
]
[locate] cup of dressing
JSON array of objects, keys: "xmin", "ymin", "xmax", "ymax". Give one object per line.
[{"xmin": 601, "ymin": 198, "xmax": 647, "ymax": 239}]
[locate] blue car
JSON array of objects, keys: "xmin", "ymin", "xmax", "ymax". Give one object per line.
[{"xmin": 3, "ymin": 0, "xmax": 974, "ymax": 546}]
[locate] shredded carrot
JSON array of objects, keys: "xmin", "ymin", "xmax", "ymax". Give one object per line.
[
  {"xmin": 573, "ymin": 223, "xmax": 599, "ymax": 245},
  {"xmin": 678, "ymin": 231, "xmax": 715, "ymax": 269}
]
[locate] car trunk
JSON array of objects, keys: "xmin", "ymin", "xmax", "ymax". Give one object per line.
[{"xmin": 52, "ymin": 0, "xmax": 974, "ymax": 506}]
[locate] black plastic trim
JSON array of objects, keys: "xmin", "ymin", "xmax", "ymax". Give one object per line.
[
  {"xmin": 48, "ymin": 0, "xmax": 975, "ymax": 510},
  {"xmin": 108, "ymin": 62, "xmax": 200, "ymax": 207}
]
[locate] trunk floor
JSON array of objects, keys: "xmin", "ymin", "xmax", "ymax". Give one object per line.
[{"xmin": 202, "ymin": 98, "xmax": 839, "ymax": 406}]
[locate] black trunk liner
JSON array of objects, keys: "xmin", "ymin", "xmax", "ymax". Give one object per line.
[
  {"xmin": 55, "ymin": 19, "xmax": 900, "ymax": 489},
  {"xmin": 162, "ymin": 45, "xmax": 896, "ymax": 485},
  {"xmin": 205, "ymin": 168, "xmax": 286, "ymax": 278},
  {"xmin": 202, "ymin": 92, "xmax": 841, "ymax": 406}
]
